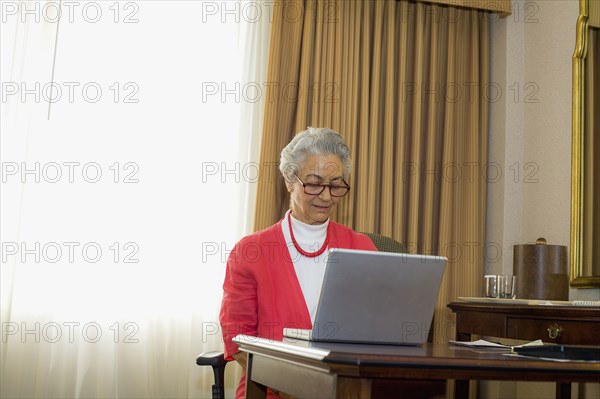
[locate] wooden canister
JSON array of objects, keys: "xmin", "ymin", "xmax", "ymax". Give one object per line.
[{"xmin": 513, "ymin": 238, "xmax": 569, "ymax": 300}]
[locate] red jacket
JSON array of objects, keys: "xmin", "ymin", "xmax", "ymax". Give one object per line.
[{"xmin": 219, "ymin": 218, "xmax": 376, "ymax": 398}]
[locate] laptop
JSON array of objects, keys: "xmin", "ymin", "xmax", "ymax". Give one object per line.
[{"xmin": 283, "ymin": 248, "xmax": 447, "ymax": 345}]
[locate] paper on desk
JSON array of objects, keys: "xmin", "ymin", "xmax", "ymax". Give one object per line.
[{"xmin": 449, "ymin": 339, "xmax": 544, "ymax": 349}]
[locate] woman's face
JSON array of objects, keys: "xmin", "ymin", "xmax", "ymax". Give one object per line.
[{"xmin": 287, "ymin": 154, "xmax": 346, "ymax": 225}]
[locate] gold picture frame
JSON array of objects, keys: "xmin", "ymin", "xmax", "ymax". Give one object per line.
[{"xmin": 570, "ymin": 0, "xmax": 600, "ymax": 287}]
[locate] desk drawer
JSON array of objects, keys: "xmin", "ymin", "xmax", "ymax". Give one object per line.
[{"xmin": 506, "ymin": 318, "xmax": 600, "ymax": 345}]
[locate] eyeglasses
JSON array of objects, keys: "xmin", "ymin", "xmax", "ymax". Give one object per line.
[{"xmin": 294, "ymin": 174, "xmax": 351, "ymax": 197}]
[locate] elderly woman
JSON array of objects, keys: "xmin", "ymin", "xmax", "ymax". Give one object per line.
[{"xmin": 219, "ymin": 127, "xmax": 377, "ymax": 398}]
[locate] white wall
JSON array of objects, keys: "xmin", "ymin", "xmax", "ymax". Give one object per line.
[
  {"xmin": 487, "ymin": 0, "xmax": 600, "ymax": 297},
  {"xmin": 486, "ymin": 1, "xmax": 599, "ymax": 397}
]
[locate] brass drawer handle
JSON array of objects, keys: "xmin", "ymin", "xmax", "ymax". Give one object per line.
[{"xmin": 547, "ymin": 323, "xmax": 563, "ymax": 339}]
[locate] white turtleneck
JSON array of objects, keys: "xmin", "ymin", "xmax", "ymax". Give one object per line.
[{"xmin": 281, "ymin": 209, "xmax": 329, "ymax": 323}]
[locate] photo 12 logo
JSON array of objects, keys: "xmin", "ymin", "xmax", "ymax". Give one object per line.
[
  {"xmin": 1, "ymin": 162, "xmax": 140, "ymax": 184},
  {"xmin": 1, "ymin": 241, "xmax": 140, "ymax": 264},
  {"xmin": 1, "ymin": 1, "xmax": 140, "ymax": 24},
  {"xmin": 1, "ymin": 82, "xmax": 140, "ymax": 104},
  {"xmin": 200, "ymin": 81, "xmax": 339, "ymax": 104},
  {"xmin": 2, "ymin": 321, "xmax": 140, "ymax": 344}
]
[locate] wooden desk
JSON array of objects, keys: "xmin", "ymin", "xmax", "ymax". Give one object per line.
[
  {"xmin": 447, "ymin": 302, "xmax": 600, "ymax": 345},
  {"xmin": 233, "ymin": 335, "xmax": 600, "ymax": 399},
  {"xmin": 448, "ymin": 301, "xmax": 600, "ymax": 398}
]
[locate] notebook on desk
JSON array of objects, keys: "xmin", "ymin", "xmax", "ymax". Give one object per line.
[
  {"xmin": 513, "ymin": 345, "xmax": 600, "ymax": 361},
  {"xmin": 283, "ymin": 248, "xmax": 447, "ymax": 345}
]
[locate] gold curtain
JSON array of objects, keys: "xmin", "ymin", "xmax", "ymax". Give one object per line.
[
  {"xmin": 423, "ymin": 0, "xmax": 511, "ymax": 14},
  {"xmin": 254, "ymin": 0, "xmax": 489, "ymax": 343}
]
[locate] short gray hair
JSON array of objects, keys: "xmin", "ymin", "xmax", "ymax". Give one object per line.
[{"xmin": 279, "ymin": 127, "xmax": 352, "ymax": 182}]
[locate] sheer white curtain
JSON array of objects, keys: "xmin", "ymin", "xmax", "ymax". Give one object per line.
[{"xmin": 1, "ymin": 1, "xmax": 270, "ymax": 398}]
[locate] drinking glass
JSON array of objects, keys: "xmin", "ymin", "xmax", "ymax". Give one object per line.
[
  {"xmin": 484, "ymin": 275, "xmax": 498, "ymax": 298},
  {"xmin": 498, "ymin": 275, "xmax": 516, "ymax": 299}
]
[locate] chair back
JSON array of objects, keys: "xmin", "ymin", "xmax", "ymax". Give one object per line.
[{"xmin": 360, "ymin": 232, "xmax": 406, "ymax": 253}]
